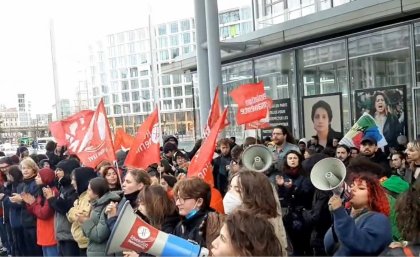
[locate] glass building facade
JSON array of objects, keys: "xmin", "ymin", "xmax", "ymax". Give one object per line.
[{"xmin": 214, "ymin": 20, "xmax": 420, "ymax": 141}]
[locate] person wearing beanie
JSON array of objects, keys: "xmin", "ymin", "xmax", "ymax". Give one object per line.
[
  {"xmin": 173, "ymin": 150, "xmax": 189, "ymax": 177},
  {"xmin": 381, "ymin": 175, "xmax": 410, "ymax": 241},
  {"xmin": 38, "ymin": 159, "xmax": 51, "ymax": 169},
  {"xmin": 22, "ymin": 167, "xmax": 59, "ymax": 256},
  {"xmin": 67, "ymin": 167, "xmax": 98, "ymax": 256},
  {"xmin": 161, "ymin": 174, "xmax": 177, "ymax": 199},
  {"xmin": 16, "ymin": 146, "xmax": 29, "ymax": 160},
  {"xmin": 46, "ymin": 159, "xmax": 80, "ymax": 256}
]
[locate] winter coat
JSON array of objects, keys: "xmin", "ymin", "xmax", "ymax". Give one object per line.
[
  {"xmin": 67, "ymin": 191, "xmax": 91, "ymax": 249},
  {"xmin": 21, "ymin": 177, "xmax": 38, "ymax": 228},
  {"xmin": 26, "ymin": 187, "xmax": 59, "ymax": 246},
  {"xmin": 48, "ymin": 175, "xmax": 78, "ymax": 241},
  {"xmin": 324, "ymin": 207, "xmax": 392, "ymax": 256},
  {"xmin": 3, "ymin": 181, "xmax": 24, "ymax": 228},
  {"xmin": 82, "ymin": 191, "xmax": 120, "ymax": 256},
  {"xmin": 381, "ymin": 175, "xmax": 409, "ymax": 241}
]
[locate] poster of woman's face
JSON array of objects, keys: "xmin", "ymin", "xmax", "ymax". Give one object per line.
[
  {"xmin": 302, "ymin": 93, "xmax": 343, "ymax": 147},
  {"xmin": 355, "ymin": 86, "xmax": 407, "ymax": 148}
]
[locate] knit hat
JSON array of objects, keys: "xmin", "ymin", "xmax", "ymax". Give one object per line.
[
  {"xmin": 56, "ymin": 159, "xmax": 80, "ymax": 174},
  {"xmin": 163, "ymin": 142, "xmax": 178, "ymax": 154},
  {"xmin": 73, "ymin": 167, "xmax": 98, "ymax": 195},
  {"xmin": 162, "ymin": 174, "xmax": 177, "ymax": 188},
  {"xmin": 163, "ymin": 135, "xmax": 179, "ymax": 146},
  {"xmin": 173, "ymin": 150, "xmax": 188, "ymax": 161},
  {"xmin": 38, "ymin": 168, "xmax": 56, "ymax": 187},
  {"xmin": 17, "ymin": 146, "xmax": 28, "ymax": 156}
]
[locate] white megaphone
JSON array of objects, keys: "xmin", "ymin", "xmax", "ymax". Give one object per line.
[
  {"xmin": 242, "ymin": 145, "xmax": 273, "ymax": 172},
  {"xmin": 310, "ymin": 158, "xmax": 351, "ymax": 200},
  {"xmin": 106, "ymin": 201, "xmax": 209, "ymax": 257}
]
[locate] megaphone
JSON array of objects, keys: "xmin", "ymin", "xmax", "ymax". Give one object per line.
[
  {"xmin": 310, "ymin": 158, "xmax": 351, "ymax": 199},
  {"xmin": 106, "ymin": 201, "xmax": 209, "ymax": 257},
  {"xmin": 241, "ymin": 144, "xmax": 273, "ymax": 172}
]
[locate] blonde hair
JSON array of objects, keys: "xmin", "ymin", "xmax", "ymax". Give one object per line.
[
  {"xmin": 407, "ymin": 140, "xmax": 420, "ymax": 170},
  {"xmin": 20, "ymin": 158, "xmax": 39, "ymax": 174}
]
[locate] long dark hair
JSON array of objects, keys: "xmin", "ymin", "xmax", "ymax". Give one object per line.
[{"xmin": 395, "ymin": 179, "xmax": 420, "ymax": 242}]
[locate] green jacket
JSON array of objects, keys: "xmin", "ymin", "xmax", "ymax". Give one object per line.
[
  {"xmin": 381, "ymin": 175, "xmax": 409, "ymax": 241},
  {"xmin": 82, "ymin": 191, "xmax": 120, "ymax": 256}
]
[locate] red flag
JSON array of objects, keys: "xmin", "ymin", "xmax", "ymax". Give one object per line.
[
  {"xmin": 229, "ymin": 81, "xmax": 271, "ymax": 125},
  {"xmin": 114, "ymin": 129, "xmax": 134, "ymax": 151},
  {"xmin": 244, "ymin": 98, "xmax": 273, "ymax": 130},
  {"xmin": 49, "ymin": 110, "xmax": 95, "ymax": 151},
  {"xmin": 204, "ymin": 86, "xmax": 229, "ymax": 137},
  {"xmin": 124, "ymin": 108, "xmax": 160, "ymax": 169},
  {"xmin": 76, "ymin": 99, "xmax": 116, "ymax": 168}
]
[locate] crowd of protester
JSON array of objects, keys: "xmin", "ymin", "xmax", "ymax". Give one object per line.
[{"xmin": 0, "ymin": 128, "xmax": 418, "ymax": 256}]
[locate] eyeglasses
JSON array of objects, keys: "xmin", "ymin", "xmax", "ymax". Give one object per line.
[{"xmin": 174, "ymin": 196, "xmax": 192, "ymax": 204}]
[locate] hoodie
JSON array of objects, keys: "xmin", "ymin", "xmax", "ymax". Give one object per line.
[
  {"xmin": 26, "ymin": 168, "xmax": 58, "ymax": 246},
  {"xmin": 381, "ymin": 175, "xmax": 410, "ymax": 241},
  {"xmin": 67, "ymin": 167, "xmax": 97, "ymax": 249}
]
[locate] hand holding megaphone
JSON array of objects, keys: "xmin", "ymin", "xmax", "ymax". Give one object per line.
[{"xmin": 328, "ymin": 195, "xmax": 343, "ymax": 212}]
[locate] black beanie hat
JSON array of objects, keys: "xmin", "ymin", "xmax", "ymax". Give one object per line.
[
  {"xmin": 163, "ymin": 142, "xmax": 178, "ymax": 154},
  {"xmin": 56, "ymin": 159, "xmax": 80, "ymax": 174},
  {"xmin": 162, "ymin": 174, "xmax": 177, "ymax": 188}
]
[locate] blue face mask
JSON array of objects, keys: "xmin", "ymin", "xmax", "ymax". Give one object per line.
[{"xmin": 185, "ymin": 201, "xmax": 199, "ymax": 220}]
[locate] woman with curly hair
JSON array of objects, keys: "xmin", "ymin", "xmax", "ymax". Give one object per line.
[
  {"xmin": 211, "ymin": 209, "xmax": 283, "ymax": 256},
  {"xmin": 405, "ymin": 140, "xmax": 420, "ymax": 184},
  {"xmin": 324, "ymin": 175, "xmax": 392, "ymax": 256}
]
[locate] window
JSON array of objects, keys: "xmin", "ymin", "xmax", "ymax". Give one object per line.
[
  {"xmin": 160, "ymin": 50, "xmax": 169, "ymax": 61},
  {"xmin": 113, "ymin": 105, "xmax": 121, "ymax": 115},
  {"xmin": 142, "ymin": 90, "xmax": 151, "ymax": 100},
  {"xmin": 121, "ymin": 81, "xmax": 129, "ymax": 90},
  {"xmin": 170, "ymin": 22, "xmax": 178, "ymax": 33},
  {"xmin": 182, "ymin": 33, "xmax": 191, "ymax": 44},
  {"xmin": 111, "ymin": 70, "xmax": 118, "ymax": 79},
  {"xmin": 133, "ymin": 103, "xmax": 141, "ymax": 112},
  {"xmin": 132, "ymin": 91, "xmax": 140, "ymax": 101},
  {"xmin": 183, "ymin": 46, "xmax": 191, "ymax": 54},
  {"xmin": 174, "ymin": 86, "xmax": 183, "ymax": 96},
  {"xmin": 130, "ymin": 67, "xmax": 138, "ymax": 78},
  {"xmin": 141, "ymin": 79, "xmax": 150, "ymax": 88},
  {"xmin": 170, "ymin": 35, "xmax": 178, "ymax": 46},
  {"xmin": 128, "ymin": 31, "xmax": 135, "ymax": 41},
  {"xmin": 158, "ymin": 24, "xmax": 166, "ymax": 35},
  {"xmin": 171, "ymin": 48, "xmax": 180, "ymax": 59},
  {"xmin": 128, "ymin": 43, "xmax": 135, "ymax": 53},
  {"xmin": 161, "ymin": 75, "xmax": 171, "ymax": 85},
  {"xmin": 115, "ymin": 117, "xmax": 123, "ymax": 126},
  {"xmin": 122, "ymin": 104, "xmax": 131, "ymax": 114},
  {"xmin": 101, "ymin": 85, "xmax": 108, "ymax": 94},
  {"xmin": 117, "ymin": 32, "xmax": 125, "ymax": 43},
  {"xmin": 131, "ymin": 79, "xmax": 139, "ymax": 89},
  {"xmin": 138, "ymin": 28, "xmax": 147, "ymax": 40},
  {"xmin": 129, "ymin": 55, "xmax": 137, "ymax": 66},
  {"xmin": 122, "ymin": 92, "xmax": 130, "ymax": 102},
  {"xmin": 174, "ymin": 99, "xmax": 183, "ymax": 109},
  {"xmin": 181, "ymin": 19, "xmax": 190, "ymax": 31},
  {"xmin": 139, "ymin": 53, "xmax": 148, "ymax": 64},
  {"xmin": 110, "ymin": 58, "xmax": 117, "ymax": 69},
  {"xmin": 163, "ymin": 100, "xmax": 172, "ymax": 110},
  {"xmin": 173, "ymin": 74, "xmax": 181, "ymax": 84},
  {"xmin": 140, "ymin": 70, "xmax": 148, "ymax": 76},
  {"xmin": 108, "ymin": 35, "xmax": 115, "ymax": 46},
  {"xmin": 120, "ymin": 69, "xmax": 128, "ymax": 79},
  {"xmin": 159, "ymin": 37, "xmax": 168, "ymax": 48},
  {"xmin": 112, "ymin": 94, "xmax": 119, "ymax": 103},
  {"xmin": 186, "ymin": 98, "xmax": 193, "ymax": 108},
  {"xmin": 143, "ymin": 102, "xmax": 151, "ymax": 112},
  {"xmin": 163, "ymin": 88, "xmax": 172, "ymax": 98},
  {"xmin": 93, "ymin": 87, "xmax": 99, "ymax": 96},
  {"xmin": 185, "ymin": 84, "xmax": 193, "ymax": 95}
]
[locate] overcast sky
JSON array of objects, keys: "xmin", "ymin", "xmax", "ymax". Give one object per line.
[{"xmin": 0, "ymin": 0, "xmax": 250, "ymax": 116}]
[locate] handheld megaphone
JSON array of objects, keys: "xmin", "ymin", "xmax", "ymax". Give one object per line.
[
  {"xmin": 105, "ymin": 201, "xmax": 209, "ymax": 257},
  {"xmin": 242, "ymin": 144, "xmax": 273, "ymax": 172},
  {"xmin": 310, "ymin": 158, "xmax": 351, "ymax": 200}
]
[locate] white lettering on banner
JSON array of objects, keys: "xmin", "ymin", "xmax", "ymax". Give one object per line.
[
  {"xmin": 87, "ymin": 146, "xmax": 108, "ymax": 162},
  {"xmin": 240, "ymin": 101, "xmax": 269, "ymax": 115},
  {"xmin": 136, "ymin": 129, "xmax": 155, "ymax": 154},
  {"xmin": 244, "ymin": 94, "xmax": 267, "ymax": 106},
  {"xmin": 197, "ymin": 163, "xmax": 210, "ymax": 179}
]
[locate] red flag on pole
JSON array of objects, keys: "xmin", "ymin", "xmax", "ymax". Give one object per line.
[
  {"xmin": 124, "ymin": 108, "xmax": 161, "ymax": 169},
  {"xmin": 76, "ymin": 99, "xmax": 116, "ymax": 168},
  {"xmin": 49, "ymin": 110, "xmax": 95, "ymax": 152},
  {"xmin": 229, "ymin": 81, "xmax": 271, "ymax": 125},
  {"xmin": 188, "ymin": 109, "xmax": 228, "ymax": 213},
  {"xmin": 204, "ymin": 86, "xmax": 229, "ymax": 137},
  {"xmin": 114, "ymin": 129, "xmax": 134, "ymax": 151}
]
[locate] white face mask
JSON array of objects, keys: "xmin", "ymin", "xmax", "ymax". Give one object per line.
[{"xmin": 223, "ymin": 191, "xmax": 242, "ymax": 215}]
